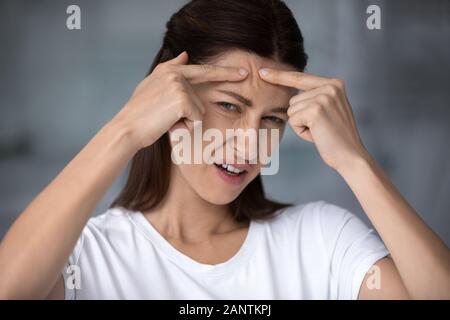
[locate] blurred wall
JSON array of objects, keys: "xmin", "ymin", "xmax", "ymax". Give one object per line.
[{"xmin": 1, "ymin": 0, "xmax": 449, "ymax": 245}]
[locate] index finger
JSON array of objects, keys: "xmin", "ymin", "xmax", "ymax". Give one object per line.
[
  {"xmin": 175, "ymin": 64, "xmax": 249, "ymax": 84},
  {"xmin": 166, "ymin": 51, "xmax": 248, "ymax": 83},
  {"xmin": 258, "ymin": 68, "xmax": 333, "ymax": 91}
]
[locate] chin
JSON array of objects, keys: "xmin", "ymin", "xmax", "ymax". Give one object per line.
[
  {"xmin": 197, "ymin": 187, "xmax": 243, "ymax": 206},
  {"xmin": 196, "ymin": 166, "xmax": 260, "ymax": 205},
  {"xmin": 176, "ymin": 163, "xmax": 259, "ymax": 205}
]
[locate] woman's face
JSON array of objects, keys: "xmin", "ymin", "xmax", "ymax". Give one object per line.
[{"xmin": 170, "ymin": 49, "xmax": 298, "ymax": 205}]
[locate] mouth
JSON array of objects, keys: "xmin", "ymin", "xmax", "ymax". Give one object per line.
[
  {"xmin": 213, "ymin": 162, "xmax": 249, "ymax": 185},
  {"xmin": 213, "ymin": 163, "xmax": 248, "ymax": 176}
]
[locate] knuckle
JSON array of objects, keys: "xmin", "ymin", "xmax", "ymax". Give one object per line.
[
  {"xmin": 153, "ymin": 63, "xmax": 162, "ymax": 73},
  {"xmin": 332, "ymin": 78, "xmax": 345, "ymax": 89},
  {"xmin": 200, "ymin": 64, "xmax": 214, "ymax": 73},
  {"xmin": 293, "ymin": 72, "xmax": 303, "ymax": 83},
  {"xmin": 318, "ymin": 93, "xmax": 331, "ymax": 104},
  {"xmin": 287, "ymin": 107, "xmax": 293, "ymax": 117},
  {"xmin": 154, "ymin": 63, "xmax": 168, "ymax": 74},
  {"xmin": 170, "ymin": 82, "xmax": 184, "ymax": 94},
  {"xmin": 289, "ymin": 95, "xmax": 298, "ymax": 106},
  {"xmin": 166, "ymin": 71, "xmax": 181, "ymax": 83},
  {"xmin": 287, "ymin": 106, "xmax": 296, "ymax": 117},
  {"xmin": 288, "ymin": 112, "xmax": 300, "ymax": 123},
  {"xmin": 309, "ymin": 103, "xmax": 323, "ymax": 118},
  {"xmin": 288, "ymin": 117, "xmax": 296, "ymax": 126},
  {"xmin": 178, "ymin": 103, "xmax": 190, "ymax": 118},
  {"xmin": 325, "ymin": 84, "xmax": 339, "ymax": 97}
]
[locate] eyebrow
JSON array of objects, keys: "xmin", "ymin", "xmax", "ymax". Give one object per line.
[{"xmin": 216, "ymin": 89, "xmax": 288, "ymax": 114}]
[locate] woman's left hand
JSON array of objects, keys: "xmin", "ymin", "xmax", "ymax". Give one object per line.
[
  {"xmin": 259, "ymin": 68, "xmax": 369, "ymax": 172},
  {"xmin": 260, "ymin": 69, "xmax": 450, "ymax": 300}
]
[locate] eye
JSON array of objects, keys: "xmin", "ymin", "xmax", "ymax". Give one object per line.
[
  {"xmin": 263, "ymin": 116, "xmax": 285, "ymax": 124},
  {"xmin": 215, "ymin": 101, "xmax": 239, "ymax": 112}
]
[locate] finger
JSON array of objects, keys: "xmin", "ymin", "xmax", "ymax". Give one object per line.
[
  {"xmin": 162, "ymin": 51, "xmax": 248, "ymax": 83},
  {"xmin": 176, "ymin": 81, "xmax": 204, "ymax": 126},
  {"xmin": 289, "ymin": 86, "xmax": 326, "ymax": 105},
  {"xmin": 176, "ymin": 64, "xmax": 249, "ymax": 84},
  {"xmin": 287, "ymin": 96, "xmax": 316, "ymax": 117},
  {"xmin": 182, "ymin": 77, "xmax": 206, "ymax": 115},
  {"xmin": 258, "ymin": 68, "xmax": 333, "ymax": 91},
  {"xmin": 188, "ymin": 90, "xmax": 205, "ymax": 115},
  {"xmin": 134, "ymin": 51, "xmax": 191, "ymax": 96},
  {"xmin": 288, "ymin": 109, "xmax": 314, "ymax": 143},
  {"xmin": 181, "ymin": 101, "xmax": 204, "ymax": 133},
  {"xmin": 185, "ymin": 99, "xmax": 204, "ymax": 122},
  {"xmin": 298, "ymin": 128, "xmax": 314, "ymax": 143},
  {"xmin": 166, "ymin": 51, "xmax": 189, "ymax": 65}
]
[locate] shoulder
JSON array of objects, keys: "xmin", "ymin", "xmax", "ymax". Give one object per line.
[
  {"xmin": 68, "ymin": 206, "xmax": 137, "ymax": 264},
  {"xmin": 255, "ymin": 200, "xmax": 371, "ymax": 250},
  {"xmin": 63, "ymin": 207, "xmax": 139, "ymax": 299},
  {"xmin": 85, "ymin": 206, "xmax": 135, "ymax": 234},
  {"xmin": 260, "ymin": 200, "xmax": 356, "ymax": 233},
  {"xmin": 82, "ymin": 206, "xmax": 144, "ymax": 247},
  {"xmin": 257, "ymin": 201, "xmax": 388, "ymax": 299}
]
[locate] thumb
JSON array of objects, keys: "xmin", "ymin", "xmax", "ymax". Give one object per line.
[
  {"xmin": 295, "ymin": 126, "xmax": 314, "ymax": 143},
  {"xmin": 167, "ymin": 51, "xmax": 188, "ymax": 65}
]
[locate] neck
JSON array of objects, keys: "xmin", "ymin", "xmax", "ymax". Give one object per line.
[{"xmin": 143, "ymin": 166, "xmax": 241, "ymax": 243}]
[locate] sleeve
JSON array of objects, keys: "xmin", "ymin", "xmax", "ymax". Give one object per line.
[
  {"xmin": 317, "ymin": 201, "xmax": 390, "ymax": 300},
  {"xmin": 61, "ymin": 230, "xmax": 85, "ymax": 300}
]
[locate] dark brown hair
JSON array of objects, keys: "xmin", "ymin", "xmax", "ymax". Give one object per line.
[{"xmin": 110, "ymin": 0, "xmax": 308, "ymax": 222}]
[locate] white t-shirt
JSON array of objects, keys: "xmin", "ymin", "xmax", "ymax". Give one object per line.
[{"xmin": 62, "ymin": 200, "xmax": 389, "ymax": 300}]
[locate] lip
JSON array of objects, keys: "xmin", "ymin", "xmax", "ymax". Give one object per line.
[
  {"xmin": 212, "ymin": 161, "xmax": 254, "ymax": 172},
  {"xmin": 214, "ymin": 164, "xmax": 248, "ymax": 186}
]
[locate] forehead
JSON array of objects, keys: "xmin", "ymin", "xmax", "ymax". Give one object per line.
[
  {"xmin": 197, "ymin": 49, "xmax": 298, "ymax": 105},
  {"xmin": 209, "ymin": 49, "xmax": 296, "ymax": 73}
]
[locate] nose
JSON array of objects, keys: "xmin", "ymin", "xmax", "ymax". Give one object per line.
[{"xmin": 227, "ymin": 117, "xmax": 261, "ymax": 164}]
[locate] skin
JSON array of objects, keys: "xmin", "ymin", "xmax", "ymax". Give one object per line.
[
  {"xmin": 258, "ymin": 67, "xmax": 450, "ymax": 299},
  {"xmin": 166, "ymin": 49, "xmax": 295, "ymax": 207},
  {"xmin": 0, "ymin": 49, "xmax": 448, "ymax": 299}
]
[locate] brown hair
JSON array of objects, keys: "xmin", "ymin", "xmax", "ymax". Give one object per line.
[{"xmin": 110, "ymin": 0, "xmax": 308, "ymax": 222}]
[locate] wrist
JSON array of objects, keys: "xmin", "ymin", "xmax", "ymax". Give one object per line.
[
  {"xmin": 103, "ymin": 116, "xmax": 140, "ymax": 158},
  {"xmin": 336, "ymin": 148, "xmax": 376, "ymax": 178}
]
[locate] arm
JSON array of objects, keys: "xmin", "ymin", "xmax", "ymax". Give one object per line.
[
  {"xmin": 341, "ymin": 151, "xmax": 450, "ymax": 299},
  {"xmin": 0, "ymin": 51, "xmax": 247, "ymax": 299},
  {"xmin": 0, "ymin": 119, "xmax": 135, "ymax": 299},
  {"xmin": 258, "ymin": 67, "xmax": 450, "ymax": 299}
]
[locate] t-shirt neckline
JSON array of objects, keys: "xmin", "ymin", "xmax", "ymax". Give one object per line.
[{"xmin": 127, "ymin": 209, "xmax": 258, "ymax": 276}]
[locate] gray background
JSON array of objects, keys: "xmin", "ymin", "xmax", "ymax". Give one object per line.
[{"xmin": 1, "ymin": 0, "xmax": 449, "ymax": 245}]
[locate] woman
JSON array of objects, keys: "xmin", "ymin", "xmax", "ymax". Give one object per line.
[{"xmin": 0, "ymin": 0, "xmax": 449, "ymax": 300}]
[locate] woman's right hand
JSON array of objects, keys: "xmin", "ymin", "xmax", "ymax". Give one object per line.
[
  {"xmin": 0, "ymin": 50, "xmax": 249, "ymax": 300},
  {"xmin": 113, "ymin": 51, "xmax": 249, "ymax": 151}
]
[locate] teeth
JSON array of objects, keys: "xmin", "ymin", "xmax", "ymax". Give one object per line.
[
  {"xmin": 217, "ymin": 163, "xmax": 244, "ymax": 174},
  {"xmin": 227, "ymin": 164, "xmax": 242, "ymax": 174}
]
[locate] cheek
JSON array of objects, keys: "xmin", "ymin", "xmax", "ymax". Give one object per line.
[
  {"xmin": 174, "ymin": 163, "xmax": 213, "ymax": 194},
  {"xmin": 201, "ymin": 110, "xmax": 220, "ymax": 129}
]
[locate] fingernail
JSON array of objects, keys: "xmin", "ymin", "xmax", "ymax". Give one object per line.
[
  {"xmin": 239, "ymin": 68, "xmax": 249, "ymax": 76},
  {"xmin": 259, "ymin": 68, "xmax": 269, "ymax": 76}
]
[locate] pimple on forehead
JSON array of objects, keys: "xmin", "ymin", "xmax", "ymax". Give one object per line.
[
  {"xmin": 211, "ymin": 50, "xmax": 266, "ymax": 70},
  {"xmin": 204, "ymin": 49, "xmax": 299, "ymax": 98},
  {"xmin": 212, "ymin": 50, "xmax": 297, "ymax": 80}
]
